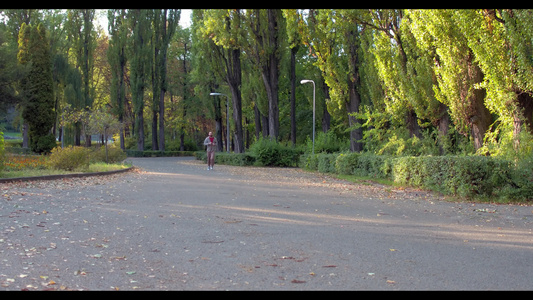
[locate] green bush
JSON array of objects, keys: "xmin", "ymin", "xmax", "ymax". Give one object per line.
[
  {"xmin": 249, "ymin": 137, "xmax": 301, "ymax": 167},
  {"xmin": 391, "ymin": 155, "xmax": 529, "ymax": 200},
  {"xmin": 91, "ymin": 145, "xmax": 127, "ymax": 164},
  {"xmin": 306, "ymin": 131, "xmax": 349, "ymax": 154},
  {"xmin": 4, "ymin": 139, "xmax": 22, "ymax": 148},
  {"xmin": 335, "ymin": 152, "xmax": 392, "ymax": 178},
  {"xmin": 31, "ymin": 134, "xmax": 57, "ymax": 154},
  {"xmin": 47, "ymin": 146, "xmax": 91, "ymax": 171},
  {"xmin": 215, "ymin": 152, "xmax": 256, "ymax": 166},
  {"xmin": 0, "ymin": 131, "xmax": 4, "ymax": 172},
  {"xmin": 302, "ymin": 150, "xmax": 532, "ymax": 201},
  {"xmin": 317, "ymin": 153, "xmax": 337, "ymax": 173},
  {"xmin": 195, "ymin": 151, "xmax": 256, "ymax": 166},
  {"xmin": 126, "ymin": 149, "xmax": 195, "ymax": 157},
  {"xmin": 498, "ymin": 159, "xmax": 533, "ymax": 201},
  {"xmin": 300, "ymin": 153, "xmax": 318, "ymax": 170}
]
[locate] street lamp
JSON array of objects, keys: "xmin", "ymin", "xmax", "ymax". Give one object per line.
[
  {"xmin": 210, "ymin": 92, "xmax": 230, "ymax": 153},
  {"xmin": 300, "ymin": 79, "xmax": 315, "ymax": 154}
]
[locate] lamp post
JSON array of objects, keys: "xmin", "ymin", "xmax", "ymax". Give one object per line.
[
  {"xmin": 300, "ymin": 79, "xmax": 315, "ymax": 154},
  {"xmin": 210, "ymin": 92, "xmax": 230, "ymax": 153}
]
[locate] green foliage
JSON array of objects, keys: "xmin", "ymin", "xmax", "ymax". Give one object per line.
[
  {"xmin": 0, "ymin": 131, "xmax": 5, "ymax": 172},
  {"xmin": 317, "ymin": 153, "xmax": 337, "ymax": 173},
  {"xmin": 127, "ymin": 150, "xmax": 195, "ymax": 157},
  {"xmin": 301, "ymin": 150, "xmax": 532, "ymax": 202},
  {"xmin": 90, "ymin": 145, "xmax": 127, "ymax": 164},
  {"xmin": 47, "ymin": 146, "xmax": 91, "ymax": 171},
  {"xmin": 31, "ymin": 134, "xmax": 57, "ymax": 155},
  {"xmin": 163, "ymin": 137, "xmax": 199, "ymax": 152},
  {"xmin": 249, "ymin": 137, "xmax": 302, "ymax": 167},
  {"xmin": 194, "ymin": 151, "xmax": 255, "ymax": 166},
  {"xmin": 48, "ymin": 144, "xmax": 129, "ymax": 171},
  {"xmin": 334, "ymin": 152, "xmax": 393, "ymax": 178},
  {"xmin": 302, "ymin": 152, "xmax": 393, "ymax": 179},
  {"xmin": 18, "ymin": 23, "xmax": 56, "ymax": 154},
  {"xmin": 305, "ymin": 131, "xmax": 349, "ymax": 154},
  {"xmin": 391, "ymin": 155, "xmax": 532, "ymax": 201},
  {"xmin": 216, "ymin": 152, "xmax": 256, "ymax": 166}
]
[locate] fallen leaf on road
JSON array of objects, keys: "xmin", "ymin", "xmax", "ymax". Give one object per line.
[{"xmin": 291, "ymin": 279, "xmax": 306, "ymax": 283}]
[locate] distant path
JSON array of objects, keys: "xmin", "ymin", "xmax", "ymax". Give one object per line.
[{"xmin": 1, "ymin": 156, "xmax": 532, "ymax": 290}]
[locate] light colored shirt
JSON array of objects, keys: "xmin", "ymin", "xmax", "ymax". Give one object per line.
[{"xmin": 203, "ymin": 136, "xmax": 217, "ymax": 152}]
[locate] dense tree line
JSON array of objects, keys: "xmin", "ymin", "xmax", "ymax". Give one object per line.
[{"xmin": 0, "ymin": 9, "xmax": 532, "ymax": 161}]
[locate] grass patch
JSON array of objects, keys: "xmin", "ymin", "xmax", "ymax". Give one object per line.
[
  {"xmin": 86, "ymin": 162, "xmax": 132, "ymax": 173},
  {"xmin": 0, "ymin": 162, "xmax": 131, "ymax": 179},
  {"xmin": 1, "ymin": 168, "xmax": 76, "ymax": 179},
  {"xmin": 1, "ymin": 152, "xmax": 132, "ymax": 179}
]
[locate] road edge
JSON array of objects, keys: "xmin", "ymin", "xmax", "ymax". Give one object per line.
[{"xmin": 0, "ymin": 167, "xmax": 135, "ymax": 184}]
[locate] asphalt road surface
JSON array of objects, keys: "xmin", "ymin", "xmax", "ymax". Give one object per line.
[{"xmin": 1, "ymin": 156, "xmax": 532, "ymax": 290}]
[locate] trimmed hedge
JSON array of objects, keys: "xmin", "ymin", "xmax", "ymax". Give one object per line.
[
  {"xmin": 125, "ymin": 149, "xmax": 195, "ymax": 157},
  {"xmin": 195, "ymin": 151, "xmax": 256, "ymax": 166},
  {"xmin": 301, "ymin": 152, "xmax": 392, "ymax": 178},
  {"xmin": 193, "ymin": 144, "xmax": 532, "ymax": 201},
  {"xmin": 302, "ymin": 152, "xmax": 533, "ymax": 201},
  {"xmin": 392, "ymin": 156, "xmax": 511, "ymax": 198}
]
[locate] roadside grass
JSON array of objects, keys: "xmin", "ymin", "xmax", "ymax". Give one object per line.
[{"xmin": 1, "ymin": 153, "xmax": 131, "ymax": 179}]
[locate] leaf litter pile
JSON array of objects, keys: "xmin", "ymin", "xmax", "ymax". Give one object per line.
[{"xmin": 0, "ymin": 171, "xmax": 144, "ymax": 290}]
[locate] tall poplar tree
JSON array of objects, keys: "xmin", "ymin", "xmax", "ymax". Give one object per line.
[
  {"xmin": 107, "ymin": 9, "xmax": 129, "ymax": 150},
  {"xmin": 129, "ymin": 9, "xmax": 152, "ymax": 151},
  {"xmin": 455, "ymin": 9, "xmax": 533, "ymax": 153},
  {"xmin": 190, "ymin": 9, "xmax": 225, "ymax": 152},
  {"xmin": 4, "ymin": 9, "xmax": 42, "ymax": 148},
  {"xmin": 282, "ymin": 9, "xmax": 303, "ymax": 146},
  {"xmin": 409, "ymin": 9, "xmax": 493, "ymax": 151},
  {"xmin": 202, "ymin": 9, "xmax": 245, "ymax": 153},
  {"xmin": 66, "ymin": 9, "xmax": 96, "ymax": 146},
  {"xmin": 303, "ymin": 9, "xmax": 364, "ymax": 152},
  {"xmin": 18, "ymin": 23, "xmax": 56, "ymax": 153},
  {"xmin": 151, "ymin": 9, "xmax": 180, "ymax": 151},
  {"xmin": 244, "ymin": 9, "xmax": 284, "ymax": 140}
]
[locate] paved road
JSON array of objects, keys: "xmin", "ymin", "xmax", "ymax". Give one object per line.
[{"xmin": 1, "ymin": 156, "xmax": 532, "ymax": 290}]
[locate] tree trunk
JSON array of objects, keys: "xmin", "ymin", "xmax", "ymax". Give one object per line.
[
  {"xmin": 151, "ymin": 110, "xmax": 158, "ymax": 150},
  {"xmin": 467, "ymin": 56, "xmax": 492, "ymax": 151},
  {"xmin": 263, "ymin": 57, "xmax": 280, "ymax": 141},
  {"xmin": 347, "ymin": 79, "xmax": 363, "ymax": 152},
  {"xmin": 263, "ymin": 9, "xmax": 281, "ymax": 141},
  {"xmin": 321, "ymin": 81, "xmax": 331, "ymax": 133},
  {"xmin": 437, "ymin": 102, "xmax": 451, "ymax": 154},
  {"xmin": 22, "ymin": 123, "xmax": 29, "ymax": 148},
  {"xmin": 512, "ymin": 91, "xmax": 533, "ymax": 149},
  {"xmin": 406, "ymin": 109, "xmax": 422, "ymax": 139},
  {"xmin": 254, "ymin": 103, "xmax": 262, "ymax": 141},
  {"xmin": 289, "ymin": 45, "xmax": 298, "ymax": 146},
  {"xmin": 226, "ymin": 48, "xmax": 244, "ymax": 153},
  {"xmin": 214, "ymin": 92, "xmax": 224, "ymax": 152},
  {"xmin": 346, "ymin": 28, "xmax": 363, "ymax": 152}
]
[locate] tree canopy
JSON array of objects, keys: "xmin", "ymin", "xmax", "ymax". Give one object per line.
[{"xmin": 0, "ymin": 8, "xmax": 532, "ymax": 161}]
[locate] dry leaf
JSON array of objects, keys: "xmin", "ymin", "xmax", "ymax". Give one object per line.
[{"xmin": 291, "ymin": 279, "xmax": 306, "ymax": 283}]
